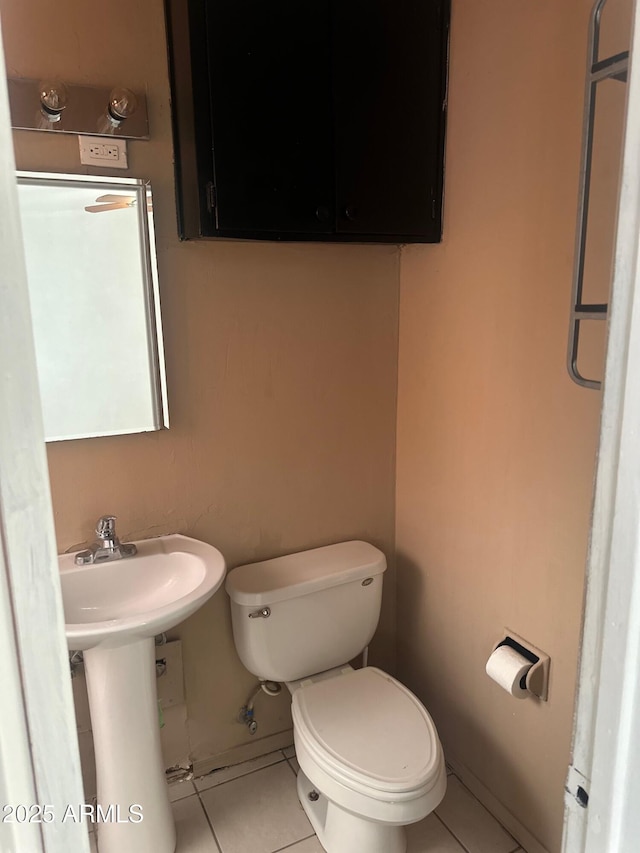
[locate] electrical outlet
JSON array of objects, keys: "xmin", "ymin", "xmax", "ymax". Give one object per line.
[{"xmin": 78, "ymin": 136, "xmax": 128, "ymax": 169}]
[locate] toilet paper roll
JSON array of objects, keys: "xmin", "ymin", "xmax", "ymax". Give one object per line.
[{"xmin": 485, "ymin": 645, "xmax": 532, "ymax": 699}]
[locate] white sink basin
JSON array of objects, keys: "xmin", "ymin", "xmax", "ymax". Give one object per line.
[{"xmin": 59, "ymin": 533, "xmax": 226, "ymax": 650}]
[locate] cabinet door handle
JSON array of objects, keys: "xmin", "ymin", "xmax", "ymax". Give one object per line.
[
  {"xmin": 343, "ymin": 205, "xmax": 358, "ymax": 221},
  {"xmin": 315, "ymin": 205, "xmax": 330, "ymax": 223}
]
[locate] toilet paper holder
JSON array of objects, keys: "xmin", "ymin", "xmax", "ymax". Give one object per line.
[{"xmin": 492, "ymin": 630, "xmax": 551, "ymax": 701}]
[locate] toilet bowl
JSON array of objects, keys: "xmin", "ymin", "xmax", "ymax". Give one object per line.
[
  {"xmin": 225, "ymin": 541, "xmax": 447, "ymax": 853},
  {"xmin": 289, "ymin": 666, "xmax": 446, "ymax": 853}
]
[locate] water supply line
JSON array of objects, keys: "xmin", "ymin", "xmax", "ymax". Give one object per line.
[
  {"xmin": 69, "ymin": 650, "xmax": 84, "ymax": 677},
  {"xmin": 238, "ymin": 680, "xmax": 282, "ymax": 735}
]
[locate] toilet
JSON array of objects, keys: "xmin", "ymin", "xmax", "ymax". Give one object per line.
[{"xmin": 225, "ymin": 540, "xmax": 446, "ymax": 853}]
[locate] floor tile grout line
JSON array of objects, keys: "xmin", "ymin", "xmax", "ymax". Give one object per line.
[
  {"xmin": 445, "ymin": 772, "xmax": 520, "ymax": 849},
  {"xmin": 168, "ymin": 784, "xmax": 198, "ymax": 804},
  {"xmin": 285, "ymin": 758, "xmax": 298, "ymax": 777},
  {"xmin": 194, "ymin": 756, "xmax": 314, "ymax": 853},
  {"xmin": 193, "ymin": 791, "xmax": 223, "ymax": 853},
  {"xmin": 436, "ymin": 806, "xmax": 521, "ymax": 853},
  {"xmin": 433, "ymin": 811, "xmax": 474, "ymax": 853},
  {"xmin": 270, "ymin": 832, "xmax": 316, "ymax": 852}
]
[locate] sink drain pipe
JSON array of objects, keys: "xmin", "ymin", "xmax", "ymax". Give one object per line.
[{"xmin": 238, "ymin": 680, "xmax": 281, "ymax": 735}]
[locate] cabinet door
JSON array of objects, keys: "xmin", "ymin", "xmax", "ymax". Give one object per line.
[
  {"xmin": 332, "ymin": 0, "xmax": 447, "ymax": 240},
  {"xmin": 206, "ymin": 0, "xmax": 335, "ymax": 236}
]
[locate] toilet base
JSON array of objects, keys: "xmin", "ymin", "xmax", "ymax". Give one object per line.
[{"xmin": 297, "ymin": 769, "xmax": 407, "ymax": 853}]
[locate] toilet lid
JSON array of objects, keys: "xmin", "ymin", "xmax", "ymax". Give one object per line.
[{"xmin": 292, "ymin": 667, "xmax": 441, "ymax": 795}]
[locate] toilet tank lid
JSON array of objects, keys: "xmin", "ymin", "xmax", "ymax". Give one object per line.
[{"xmin": 225, "ymin": 541, "xmax": 386, "ymax": 606}]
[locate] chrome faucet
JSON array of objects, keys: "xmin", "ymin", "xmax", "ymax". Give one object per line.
[{"xmin": 74, "ymin": 516, "xmax": 138, "ymax": 565}]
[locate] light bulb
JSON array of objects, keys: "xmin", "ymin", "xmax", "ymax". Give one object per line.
[
  {"xmin": 38, "ymin": 79, "xmax": 68, "ymax": 122},
  {"xmin": 108, "ymin": 87, "xmax": 138, "ymax": 122},
  {"xmin": 97, "ymin": 87, "xmax": 139, "ymax": 135}
]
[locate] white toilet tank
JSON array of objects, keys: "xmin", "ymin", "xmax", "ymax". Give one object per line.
[{"xmin": 225, "ymin": 541, "xmax": 386, "ymax": 682}]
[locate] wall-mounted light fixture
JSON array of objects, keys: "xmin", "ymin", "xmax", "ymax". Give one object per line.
[{"xmin": 9, "ymin": 78, "xmax": 149, "ymax": 139}]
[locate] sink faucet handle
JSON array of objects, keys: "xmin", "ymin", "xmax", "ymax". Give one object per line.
[
  {"xmin": 96, "ymin": 515, "xmax": 118, "ymax": 541},
  {"xmin": 74, "ymin": 515, "xmax": 136, "ymax": 565}
]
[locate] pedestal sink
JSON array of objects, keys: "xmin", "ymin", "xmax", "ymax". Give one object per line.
[{"xmin": 59, "ymin": 534, "xmax": 226, "ymax": 853}]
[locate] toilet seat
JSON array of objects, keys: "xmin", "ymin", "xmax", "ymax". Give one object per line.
[{"xmin": 292, "ymin": 667, "xmax": 443, "ymax": 802}]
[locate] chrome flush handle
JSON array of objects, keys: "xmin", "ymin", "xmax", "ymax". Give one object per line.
[{"xmin": 248, "ymin": 607, "xmax": 271, "ymax": 619}]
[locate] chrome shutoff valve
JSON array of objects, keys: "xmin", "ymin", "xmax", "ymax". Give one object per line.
[{"xmin": 238, "ymin": 705, "xmax": 258, "ymax": 735}]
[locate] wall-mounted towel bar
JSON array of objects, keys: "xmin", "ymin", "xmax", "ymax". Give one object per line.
[{"xmin": 568, "ymin": 0, "xmax": 629, "ymax": 390}]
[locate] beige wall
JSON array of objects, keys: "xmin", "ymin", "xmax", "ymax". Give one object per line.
[
  {"xmin": 1, "ymin": 0, "xmax": 399, "ymax": 767},
  {"xmin": 396, "ymin": 1, "xmax": 610, "ymax": 851}
]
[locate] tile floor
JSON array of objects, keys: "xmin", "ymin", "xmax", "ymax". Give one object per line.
[{"xmin": 91, "ymin": 748, "xmax": 526, "ymax": 853}]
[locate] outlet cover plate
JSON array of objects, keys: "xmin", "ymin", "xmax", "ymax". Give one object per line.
[{"xmin": 78, "ymin": 135, "xmax": 128, "ymax": 169}]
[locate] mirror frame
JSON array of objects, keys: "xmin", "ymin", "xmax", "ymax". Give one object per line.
[{"xmin": 16, "ymin": 171, "xmax": 169, "ymax": 440}]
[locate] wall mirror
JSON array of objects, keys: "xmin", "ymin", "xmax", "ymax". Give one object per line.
[{"xmin": 16, "ymin": 171, "xmax": 168, "ymax": 442}]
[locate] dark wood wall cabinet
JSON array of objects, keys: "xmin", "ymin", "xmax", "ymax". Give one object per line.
[{"xmin": 165, "ymin": 0, "xmax": 449, "ymax": 244}]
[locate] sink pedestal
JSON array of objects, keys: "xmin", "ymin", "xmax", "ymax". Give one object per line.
[{"xmin": 84, "ymin": 638, "xmax": 176, "ymax": 853}]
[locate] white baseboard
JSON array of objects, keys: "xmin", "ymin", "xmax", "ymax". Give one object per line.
[
  {"xmin": 192, "ymin": 729, "xmax": 294, "ymax": 779},
  {"xmin": 446, "ymin": 756, "xmax": 549, "ymax": 853}
]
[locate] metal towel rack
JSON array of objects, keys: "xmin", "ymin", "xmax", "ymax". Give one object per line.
[{"xmin": 568, "ymin": 0, "xmax": 629, "ymax": 389}]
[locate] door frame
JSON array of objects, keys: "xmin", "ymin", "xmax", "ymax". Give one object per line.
[
  {"xmin": 563, "ymin": 1, "xmax": 640, "ymax": 850},
  {"xmin": 0, "ymin": 17, "xmax": 89, "ymax": 853}
]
